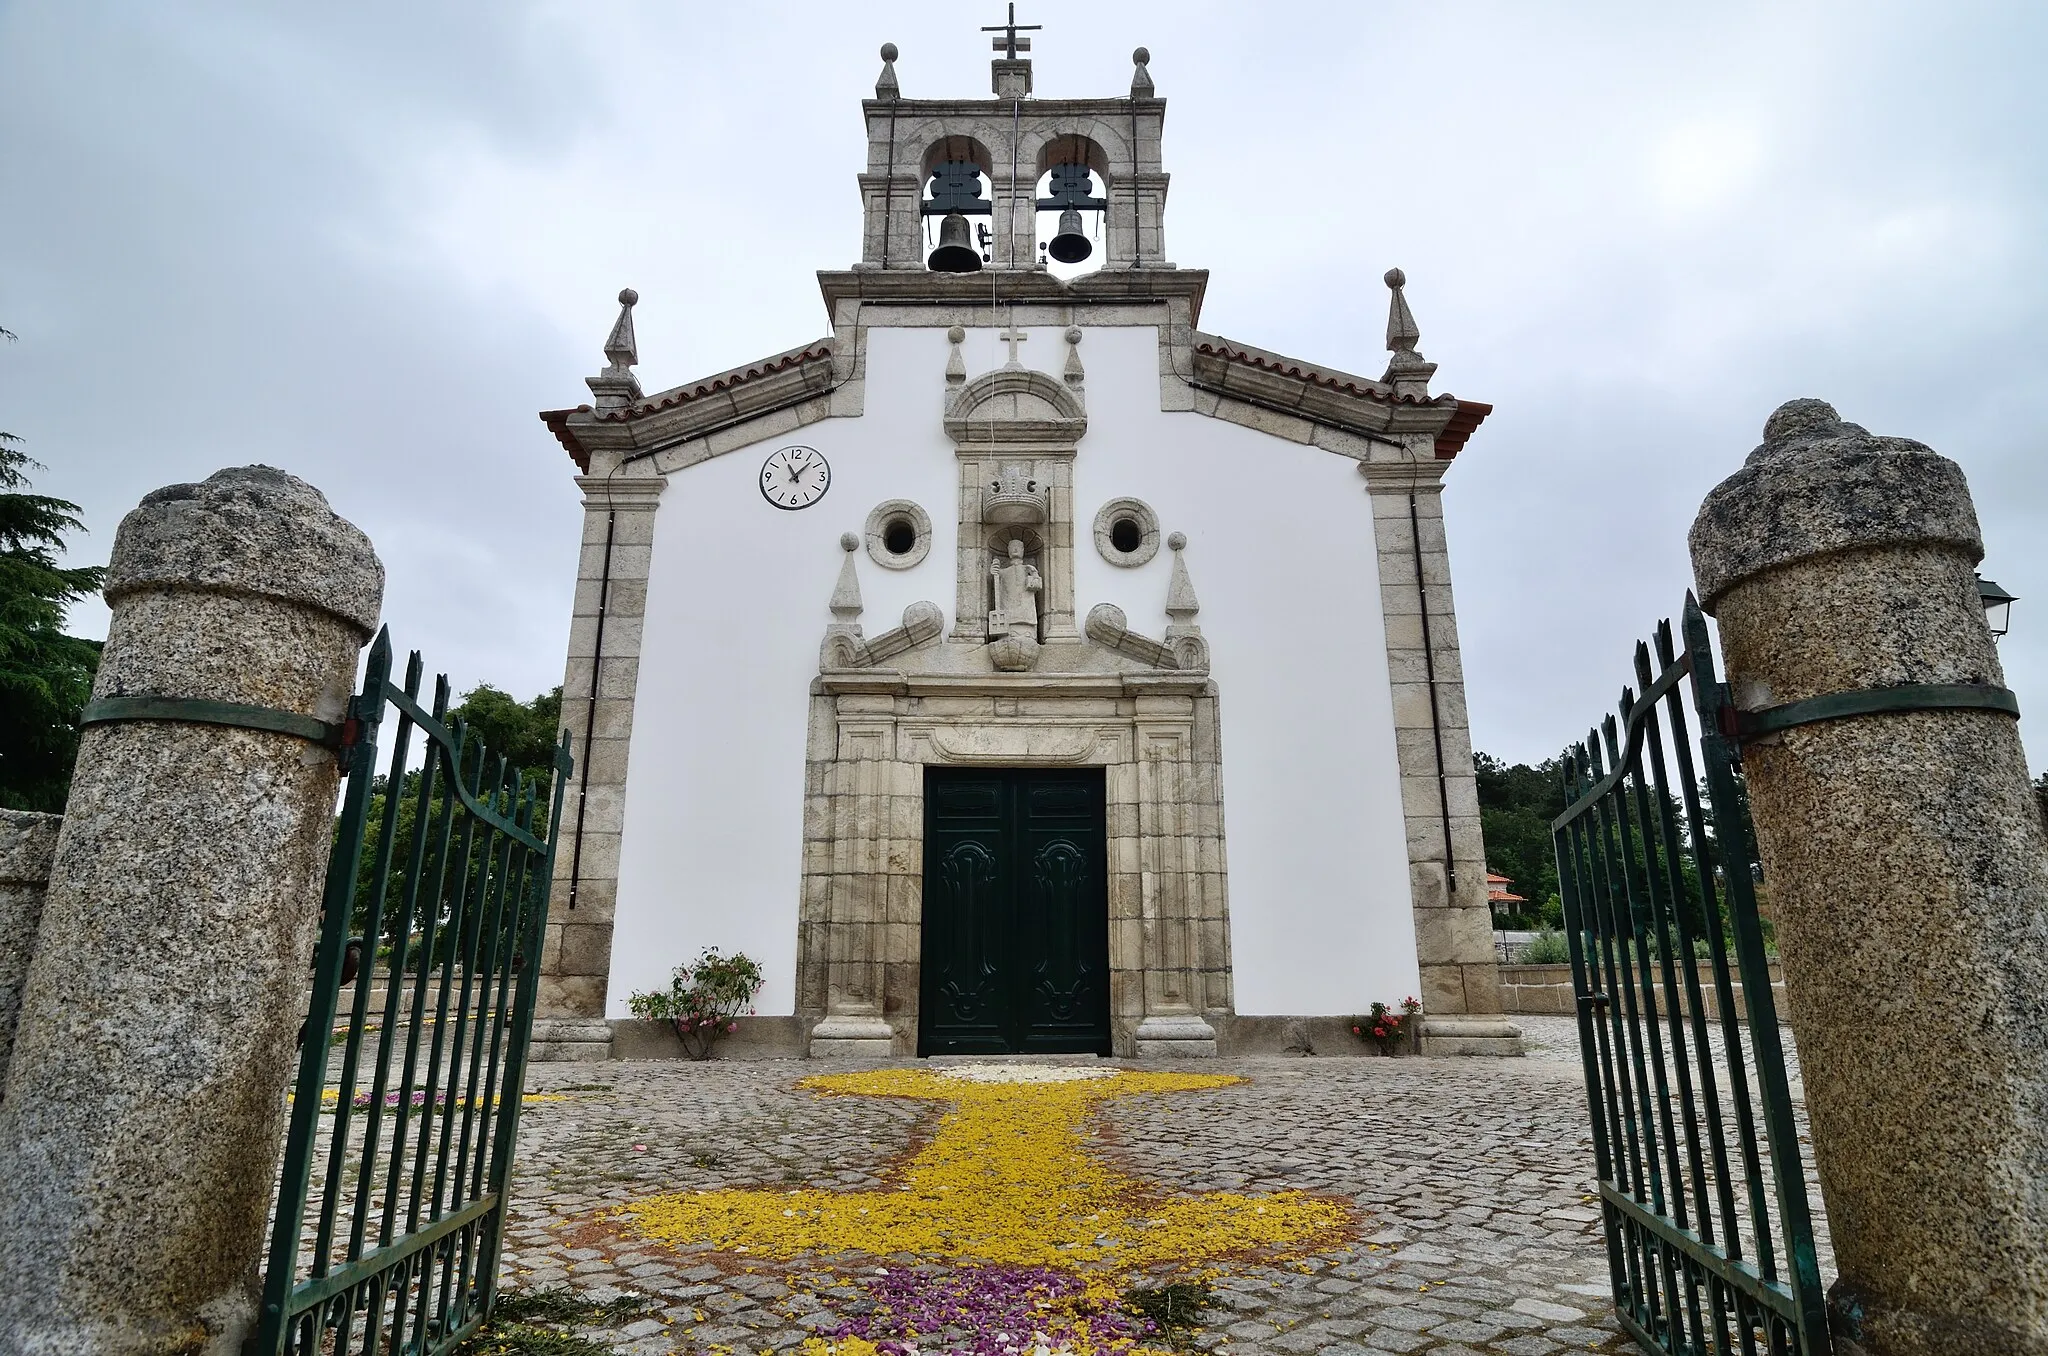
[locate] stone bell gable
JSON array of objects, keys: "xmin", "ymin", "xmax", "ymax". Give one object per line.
[{"xmin": 532, "ymin": 36, "xmax": 1514, "ymax": 1061}]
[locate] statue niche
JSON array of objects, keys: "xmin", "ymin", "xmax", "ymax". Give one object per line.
[
  {"xmin": 942, "ymin": 328, "xmax": 1087, "ymax": 654},
  {"xmin": 988, "ymin": 537, "xmax": 1043, "ymax": 671}
]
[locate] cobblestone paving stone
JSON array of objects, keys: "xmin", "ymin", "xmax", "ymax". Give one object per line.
[{"xmin": 497, "ymin": 1016, "xmax": 1827, "ymax": 1355}]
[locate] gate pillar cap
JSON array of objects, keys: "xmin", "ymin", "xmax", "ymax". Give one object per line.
[
  {"xmin": 105, "ymin": 465, "xmax": 384, "ymax": 636},
  {"xmin": 1689, "ymin": 398, "xmax": 1983, "ymax": 612}
]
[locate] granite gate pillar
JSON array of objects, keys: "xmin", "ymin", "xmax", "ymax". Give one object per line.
[
  {"xmin": 0, "ymin": 467, "xmax": 383, "ymax": 1355},
  {"xmin": 1690, "ymin": 400, "xmax": 2048, "ymax": 1356}
]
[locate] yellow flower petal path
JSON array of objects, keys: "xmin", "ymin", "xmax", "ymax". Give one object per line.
[{"xmin": 623, "ymin": 1068, "xmax": 1353, "ymax": 1271}]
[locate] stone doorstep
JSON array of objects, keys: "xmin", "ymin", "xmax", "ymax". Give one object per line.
[{"xmin": 1420, "ymin": 1015, "xmax": 1526, "ymax": 1058}]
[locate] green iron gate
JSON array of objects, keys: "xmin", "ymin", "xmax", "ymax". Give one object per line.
[
  {"xmin": 251, "ymin": 629, "xmax": 572, "ymax": 1355},
  {"xmin": 1552, "ymin": 598, "xmax": 1830, "ymax": 1356}
]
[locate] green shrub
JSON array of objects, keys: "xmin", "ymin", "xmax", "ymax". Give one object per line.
[{"xmin": 627, "ymin": 948, "xmax": 765, "ymax": 1060}]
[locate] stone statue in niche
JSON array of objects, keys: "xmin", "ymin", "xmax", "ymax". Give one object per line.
[
  {"xmin": 989, "ymin": 539, "xmax": 1041, "ymax": 634},
  {"xmin": 987, "ymin": 539, "xmax": 1043, "ymax": 672}
]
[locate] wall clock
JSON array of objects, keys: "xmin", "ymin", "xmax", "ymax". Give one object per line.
[{"xmin": 760, "ymin": 445, "xmax": 830, "ymax": 510}]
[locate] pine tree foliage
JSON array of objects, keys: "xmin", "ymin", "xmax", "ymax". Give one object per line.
[
  {"xmin": 1474, "ymin": 751, "xmax": 1568, "ymax": 926},
  {"xmin": 0, "ymin": 402, "xmax": 108, "ymax": 811}
]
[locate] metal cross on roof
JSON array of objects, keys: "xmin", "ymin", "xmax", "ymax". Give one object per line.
[{"xmin": 983, "ymin": 3, "xmax": 1040, "ymax": 59}]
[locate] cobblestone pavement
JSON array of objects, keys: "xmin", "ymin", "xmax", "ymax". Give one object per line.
[{"xmin": 499, "ymin": 1016, "xmax": 1823, "ymax": 1355}]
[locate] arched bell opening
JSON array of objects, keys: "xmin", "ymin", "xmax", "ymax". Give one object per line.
[
  {"xmin": 921, "ymin": 136, "xmax": 995, "ymax": 273},
  {"xmin": 1033, "ymin": 134, "xmax": 1110, "ymax": 279}
]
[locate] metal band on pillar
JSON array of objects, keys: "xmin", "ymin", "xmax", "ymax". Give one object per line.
[
  {"xmin": 80, "ymin": 696, "xmax": 348, "ymax": 749},
  {"xmin": 1724, "ymin": 681, "xmax": 2019, "ymax": 745}
]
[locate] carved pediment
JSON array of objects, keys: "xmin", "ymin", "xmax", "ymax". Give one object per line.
[
  {"xmin": 1085, "ymin": 604, "xmax": 1209, "ymax": 675},
  {"xmin": 944, "ymin": 368, "xmax": 1087, "ymax": 444},
  {"xmin": 821, "ymin": 601, "xmax": 944, "ymax": 671}
]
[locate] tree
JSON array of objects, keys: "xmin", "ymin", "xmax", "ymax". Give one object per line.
[
  {"xmin": 1, "ymin": 326, "xmax": 107, "ymax": 812},
  {"xmin": 1473, "ymin": 751, "xmax": 1568, "ymax": 927},
  {"xmin": 445, "ymin": 683, "xmax": 563, "ymax": 785},
  {"xmin": 345, "ymin": 683, "xmax": 565, "ymax": 953}
]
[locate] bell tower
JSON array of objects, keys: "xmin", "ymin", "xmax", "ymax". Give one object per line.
[{"xmin": 855, "ymin": 20, "xmax": 1171, "ymax": 274}]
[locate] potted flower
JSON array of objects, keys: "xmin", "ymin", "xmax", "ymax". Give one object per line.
[
  {"xmin": 1351, "ymin": 996, "xmax": 1423, "ymax": 1056},
  {"xmin": 627, "ymin": 948, "xmax": 766, "ymax": 1060}
]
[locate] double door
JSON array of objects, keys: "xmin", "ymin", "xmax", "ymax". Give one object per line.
[{"xmin": 918, "ymin": 767, "xmax": 1111, "ymax": 1056}]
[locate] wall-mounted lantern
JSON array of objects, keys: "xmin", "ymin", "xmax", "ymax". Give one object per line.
[{"xmin": 1978, "ymin": 574, "xmax": 2017, "ymax": 639}]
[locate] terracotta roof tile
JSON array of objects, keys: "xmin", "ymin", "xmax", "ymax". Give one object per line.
[
  {"xmin": 539, "ymin": 406, "xmax": 593, "ymax": 473},
  {"xmin": 1192, "ymin": 338, "xmax": 1425, "ymax": 404},
  {"xmin": 597, "ymin": 342, "xmax": 834, "ymax": 422},
  {"xmin": 1193, "ymin": 337, "xmax": 1493, "ymax": 459},
  {"xmin": 1434, "ymin": 399, "xmax": 1493, "ymax": 461}
]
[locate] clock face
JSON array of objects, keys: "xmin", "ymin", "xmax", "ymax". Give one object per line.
[{"xmin": 760, "ymin": 445, "xmax": 830, "ymax": 510}]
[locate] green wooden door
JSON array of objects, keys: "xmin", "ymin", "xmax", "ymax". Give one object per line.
[{"xmin": 920, "ymin": 767, "xmax": 1111, "ymax": 1056}]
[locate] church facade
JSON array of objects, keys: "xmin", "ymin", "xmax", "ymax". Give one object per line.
[{"xmin": 533, "ymin": 41, "xmax": 1517, "ymax": 1059}]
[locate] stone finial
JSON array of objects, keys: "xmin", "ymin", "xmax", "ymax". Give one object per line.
[
  {"xmin": 587, "ymin": 288, "xmax": 643, "ymax": 410},
  {"xmin": 829, "ymin": 532, "xmax": 864, "ymax": 632},
  {"xmin": 107, "ymin": 465, "xmax": 384, "ymax": 634},
  {"xmin": 604, "ymin": 288, "xmax": 638, "ymax": 368},
  {"xmin": 946, "ymin": 325, "xmax": 966, "ymax": 386},
  {"xmin": 1690, "ymin": 399, "xmax": 1983, "ymax": 612},
  {"xmin": 875, "ymin": 42, "xmax": 900, "ymax": 100},
  {"xmin": 1164, "ymin": 530, "xmax": 1201, "ymax": 639},
  {"xmin": 992, "ymin": 59, "xmax": 1032, "ymax": 100},
  {"xmin": 1131, "ymin": 46, "xmax": 1154, "ymax": 97},
  {"xmin": 1063, "ymin": 326, "xmax": 1085, "ymax": 387},
  {"xmin": 1380, "ymin": 268, "xmax": 1437, "ymax": 399}
]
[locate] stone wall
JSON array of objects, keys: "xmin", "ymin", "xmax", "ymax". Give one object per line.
[
  {"xmin": 1498, "ymin": 961, "xmax": 1786, "ymax": 1022},
  {"xmin": 0, "ymin": 811, "xmax": 61, "ymax": 1091}
]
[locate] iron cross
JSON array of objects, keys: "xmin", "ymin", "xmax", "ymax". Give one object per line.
[{"xmin": 983, "ymin": 3, "xmax": 1040, "ymax": 59}]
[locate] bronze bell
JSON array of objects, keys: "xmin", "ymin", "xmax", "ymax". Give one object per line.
[
  {"xmin": 928, "ymin": 212, "xmax": 983, "ymax": 273},
  {"xmin": 1047, "ymin": 207, "xmax": 1092, "ymax": 264}
]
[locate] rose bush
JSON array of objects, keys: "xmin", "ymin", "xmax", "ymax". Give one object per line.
[
  {"xmin": 1351, "ymin": 996, "xmax": 1422, "ymax": 1055},
  {"xmin": 627, "ymin": 948, "xmax": 765, "ymax": 1060}
]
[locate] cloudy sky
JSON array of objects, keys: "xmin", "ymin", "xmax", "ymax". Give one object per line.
[{"xmin": 3, "ymin": 0, "xmax": 2043, "ymax": 773}]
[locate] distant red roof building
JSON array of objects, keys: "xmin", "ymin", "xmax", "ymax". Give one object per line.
[{"xmin": 1486, "ymin": 871, "xmax": 1527, "ymax": 905}]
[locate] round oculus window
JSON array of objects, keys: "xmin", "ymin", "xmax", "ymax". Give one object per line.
[
  {"xmin": 863, "ymin": 499, "xmax": 933, "ymax": 570},
  {"xmin": 1092, "ymin": 497, "xmax": 1161, "ymax": 567}
]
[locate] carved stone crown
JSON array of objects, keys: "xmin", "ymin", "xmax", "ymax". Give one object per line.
[{"xmin": 983, "ymin": 469, "xmax": 1047, "ymax": 525}]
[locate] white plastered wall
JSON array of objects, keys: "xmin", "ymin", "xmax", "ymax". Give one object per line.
[{"xmin": 611, "ymin": 324, "xmax": 1417, "ymax": 1018}]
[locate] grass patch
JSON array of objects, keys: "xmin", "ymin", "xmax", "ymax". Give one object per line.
[
  {"xmin": 453, "ymin": 1288, "xmax": 655, "ymax": 1356},
  {"xmin": 1124, "ymin": 1280, "xmax": 1217, "ymax": 1349},
  {"xmin": 550, "ymin": 1083, "xmax": 613, "ymax": 1093}
]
